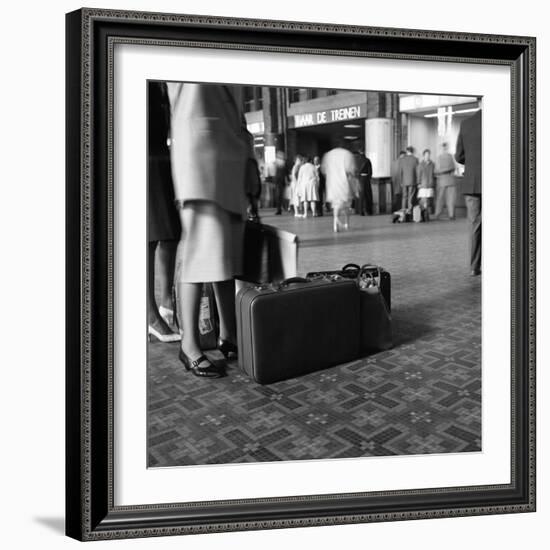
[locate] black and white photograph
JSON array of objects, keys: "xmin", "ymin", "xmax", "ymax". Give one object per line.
[{"xmin": 147, "ymin": 81, "xmax": 483, "ymax": 468}]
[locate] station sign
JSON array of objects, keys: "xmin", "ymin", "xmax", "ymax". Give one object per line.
[{"xmin": 290, "ymin": 103, "xmax": 366, "ymax": 129}]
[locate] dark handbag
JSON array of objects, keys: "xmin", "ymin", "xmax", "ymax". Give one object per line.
[
  {"xmin": 245, "ymin": 157, "xmax": 262, "ymax": 200},
  {"xmin": 358, "ymin": 267, "xmax": 393, "ymax": 353},
  {"xmin": 241, "ymin": 221, "xmax": 298, "ymax": 284}
]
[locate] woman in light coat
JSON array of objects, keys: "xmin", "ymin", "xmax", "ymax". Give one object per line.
[
  {"xmin": 321, "ymin": 146, "xmax": 358, "ymax": 232},
  {"xmin": 289, "ymin": 155, "xmax": 304, "ymax": 216},
  {"xmin": 168, "ymin": 82, "xmax": 258, "ymax": 378},
  {"xmin": 296, "ymin": 158, "xmax": 320, "ymax": 217}
]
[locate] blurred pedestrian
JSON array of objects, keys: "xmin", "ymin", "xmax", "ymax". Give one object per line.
[
  {"xmin": 313, "ymin": 155, "xmax": 325, "ymax": 216},
  {"xmin": 391, "ymin": 150, "xmax": 406, "ymax": 212},
  {"xmin": 434, "ymin": 142, "xmax": 457, "ymax": 220},
  {"xmin": 297, "ymin": 157, "xmax": 319, "ymax": 217},
  {"xmin": 400, "ymin": 146, "xmax": 418, "ymax": 211},
  {"xmin": 289, "ymin": 155, "xmax": 304, "ymax": 217},
  {"xmin": 321, "ymin": 145, "xmax": 358, "ymax": 233},
  {"xmin": 417, "ymin": 148, "xmax": 435, "ymax": 218},
  {"xmin": 273, "ymin": 150, "xmax": 287, "ymax": 215},
  {"xmin": 355, "ymin": 151, "xmax": 373, "ymax": 215}
]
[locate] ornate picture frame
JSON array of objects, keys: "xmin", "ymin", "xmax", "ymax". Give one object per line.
[{"xmin": 65, "ymin": 8, "xmax": 536, "ymax": 541}]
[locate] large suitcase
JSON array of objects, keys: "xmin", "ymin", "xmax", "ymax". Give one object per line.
[
  {"xmin": 236, "ymin": 277, "xmax": 361, "ymax": 384},
  {"xmin": 307, "ymin": 263, "xmax": 391, "ymax": 312}
]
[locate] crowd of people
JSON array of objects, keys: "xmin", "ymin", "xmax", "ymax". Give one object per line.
[
  {"xmin": 269, "ymin": 146, "xmax": 374, "ymax": 233},
  {"xmin": 390, "ymin": 143, "xmax": 458, "ymax": 221}
]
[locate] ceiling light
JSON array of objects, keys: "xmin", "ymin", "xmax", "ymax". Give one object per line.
[
  {"xmin": 344, "ymin": 124, "xmax": 361, "ymax": 128},
  {"xmin": 344, "ymin": 135, "xmax": 358, "ymax": 140},
  {"xmin": 424, "ymin": 107, "xmax": 480, "ymax": 118}
]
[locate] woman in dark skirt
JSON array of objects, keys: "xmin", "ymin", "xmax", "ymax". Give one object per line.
[{"xmin": 148, "ymin": 81, "xmax": 181, "ymax": 342}]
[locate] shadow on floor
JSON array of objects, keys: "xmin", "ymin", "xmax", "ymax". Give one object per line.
[{"xmin": 34, "ymin": 517, "xmax": 65, "ymax": 535}]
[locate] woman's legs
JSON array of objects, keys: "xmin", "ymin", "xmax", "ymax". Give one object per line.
[
  {"xmin": 213, "ymin": 280, "xmax": 237, "ymax": 344},
  {"xmin": 343, "ymin": 205, "xmax": 350, "ymax": 230},
  {"xmin": 176, "ymin": 281, "xmax": 203, "ymax": 361},
  {"xmin": 148, "ymin": 241, "xmax": 175, "ymax": 335},
  {"xmin": 333, "ymin": 203, "xmax": 344, "ymax": 232},
  {"xmin": 301, "ymin": 201, "xmax": 308, "ymax": 218},
  {"xmin": 156, "ymin": 240, "xmax": 177, "ymax": 310},
  {"xmin": 310, "ymin": 201, "xmax": 317, "ymax": 216}
]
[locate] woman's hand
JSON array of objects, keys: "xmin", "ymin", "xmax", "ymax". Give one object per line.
[{"xmin": 247, "ymin": 196, "xmax": 260, "ymax": 223}]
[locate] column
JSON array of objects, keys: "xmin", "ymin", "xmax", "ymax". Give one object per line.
[{"xmin": 365, "ymin": 92, "xmax": 398, "ymax": 214}]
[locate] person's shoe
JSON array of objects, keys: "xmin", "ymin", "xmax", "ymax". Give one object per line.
[
  {"xmin": 275, "ymin": 210, "xmax": 282, "ymax": 215},
  {"xmin": 148, "ymin": 322, "xmax": 180, "ymax": 343},
  {"xmin": 159, "ymin": 305, "xmax": 174, "ymax": 325},
  {"xmin": 470, "ymin": 269, "xmax": 481, "ymax": 277},
  {"xmin": 178, "ymin": 349, "xmax": 225, "ymax": 378},
  {"xmin": 218, "ymin": 338, "xmax": 238, "ymax": 360}
]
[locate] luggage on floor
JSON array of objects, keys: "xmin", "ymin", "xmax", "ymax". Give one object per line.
[
  {"xmin": 412, "ymin": 204, "xmax": 422, "ymax": 222},
  {"xmin": 357, "ymin": 266, "xmax": 393, "ymax": 353},
  {"xmin": 306, "ymin": 262, "xmax": 360, "ymax": 279},
  {"xmin": 307, "ymin": 263, "xmax": 391, "ymax": 311},
  {"xmin": 236, "ymin": 277, "xmax": 361, "ymax": 384},
  {"xmin": 392, "ymin": 208, "xmax": 412, "ymax": 223},
  {"xmin": 241, "ymin": 221, "xmax": 298, "ymax": 285}
]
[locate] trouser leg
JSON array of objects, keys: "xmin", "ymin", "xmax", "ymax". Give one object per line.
[
  {"xmin": 465, "ymin": 194, "xmax": 482, "ymax": 272},
  {"xmin": 274, "ymin": 184, "xmax": 283, "ymax": 213},
  {"xmin": 434, "ymin": 184, "xmax": 445, "ymax": 217},
  {"xmin": 405, "ymin": 186, "xmax": 413, "ymax": 210},
  {"xmin": 447, "ymin": 185, "xmax": 457, "ymax": 219},
  {"xmin": 364, "ymin": 179, "xmax": 373, "ymax": 215}
]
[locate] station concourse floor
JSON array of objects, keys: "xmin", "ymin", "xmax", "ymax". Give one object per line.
[{"xmin": 148, "ymin": 209, "xmax": 481, "ymax": 467}]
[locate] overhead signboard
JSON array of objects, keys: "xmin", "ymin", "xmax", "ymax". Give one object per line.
[{"xmin": 290, "ymin": 103, "xmax": 366, "ymax": 128}]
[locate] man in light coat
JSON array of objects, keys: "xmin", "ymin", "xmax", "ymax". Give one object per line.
[{"xmin": 434, "ymin": 142, "xmax": 457, "ymax": 220}]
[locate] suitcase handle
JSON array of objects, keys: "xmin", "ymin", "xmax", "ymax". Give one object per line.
[
  {"xmin": 342, "ymin": 263, "xmax": 360, "ymax": 272},
  {"xmin": 278, "ymin": 277, "xmax": 310, "ymax": 289}
]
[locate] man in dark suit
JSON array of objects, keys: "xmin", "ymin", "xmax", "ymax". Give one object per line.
[
  {"xmin": 391, "ymin": 150, "xmax": 406, "ymax": 212},
  {"xmin": 355, "ymin": 151, "xmax": 373, "ymax": 215},
  {"xmin": 455, "ymin": 109, "xmax": 482, "ymax": 276},
  {"xmin": 400, "ymin": 146, "xmax": 418, "ymax": 210}
]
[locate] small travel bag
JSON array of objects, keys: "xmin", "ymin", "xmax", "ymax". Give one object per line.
[{"xmin": 307, "ymin": 263, "xmax": 391, "ymax": 312}]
